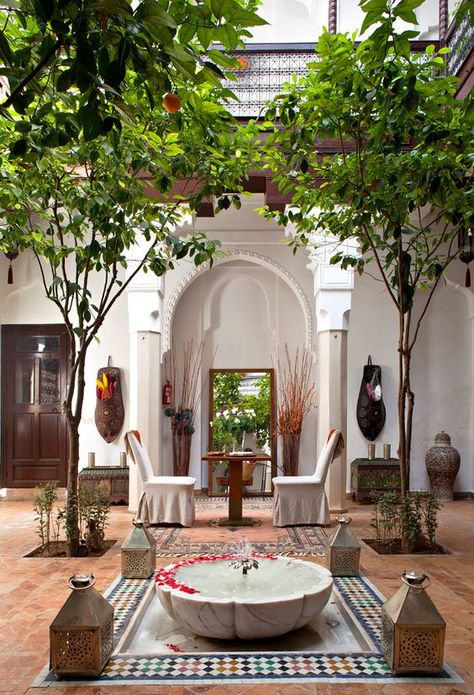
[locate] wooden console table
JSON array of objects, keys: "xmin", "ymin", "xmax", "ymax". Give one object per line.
[
  {"xmin": 78, "ymin": 466, "xmax": 129, "ymax": 505},
  {"xmin": 202, "ymin": 455, "xmax": 271, "ymax": 526},
  {"xmin": 350, "ymin": 458, "xmax": 401, "ymax": 504}
]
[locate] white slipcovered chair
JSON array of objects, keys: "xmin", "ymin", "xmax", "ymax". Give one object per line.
[
  {"xmin": 272, "ymin": 429, "xmax": 344, "ymax": 527},
  {"xmin": 125, "ymin": 431, "xmax": 196, "ymax": 527}
]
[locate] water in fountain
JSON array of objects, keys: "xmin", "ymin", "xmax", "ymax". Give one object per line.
[{"xmin": 171, "ymin": 535, "xmax": 329, "ymax": 601}]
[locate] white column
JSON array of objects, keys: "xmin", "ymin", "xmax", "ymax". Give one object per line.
[
  {"xmin": 307, "ymin": 237, "xmax": 355, "ymax": 513},
  {"xmin": 127, "ymin": 261, "xmax": 164, "ymax": 514}
]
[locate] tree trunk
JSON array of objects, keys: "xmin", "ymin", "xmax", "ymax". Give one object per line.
[
  {"xmin": 65, "ymin": 346, "xmax": 87, "ymax": 557},
  {"xmin": 66, "ymin": 419, "xmax": 80, "ymax": 556},
  {"xmin": 397, "ymin": 320, "xmax": 408, "ymax": 498}
]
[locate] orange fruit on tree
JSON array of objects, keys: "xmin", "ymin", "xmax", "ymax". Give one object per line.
[{"xmin": 162, "ymin": 92, "xmax": 181, "ymax": 113}]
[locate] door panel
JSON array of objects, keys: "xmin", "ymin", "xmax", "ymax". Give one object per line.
[
  {"xmin": 2, "ymin": 324, "xmax": 69, "ymax": 487},
  {"xmin": 14, "ymin": 414, "xmax": 34, "ymax": 459},
  {"xmin": 39, "ymin": 414, "xmax": 60, "ymax": 458}
]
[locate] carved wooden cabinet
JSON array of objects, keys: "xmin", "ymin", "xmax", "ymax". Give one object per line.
[
  {"xmin": 350, "ymin": 458, "xmax": 401, "ymax": 504},
  {"xmin": 78, "ymin": 466, "xmax": 129, "ymax": 504}
]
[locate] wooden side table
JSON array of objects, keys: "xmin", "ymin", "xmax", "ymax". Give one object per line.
[
  {"xmin": 202, "ymin": 455, "xmax": 271, "ymax": 525},
  {"xmin": 350, "ymin": 458, "xmax": 401, "ymax": 504},
  {"xmin": 78, "ymin": 466, "xmax": 129, "ymax": 505}
]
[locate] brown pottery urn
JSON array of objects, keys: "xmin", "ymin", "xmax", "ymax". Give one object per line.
[{"xmin": 425, "ymin": 431, "xmax": 460, "ymax": 501}]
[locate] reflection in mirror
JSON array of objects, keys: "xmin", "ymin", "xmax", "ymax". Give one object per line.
[{"xmin": 208, "ymin": 369, "xmax": 275, "ymax": 496}]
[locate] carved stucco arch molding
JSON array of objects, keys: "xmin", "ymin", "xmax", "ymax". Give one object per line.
[{"xmin": 161, "ymin": 248, "xmax": 315, "ymax": 357}]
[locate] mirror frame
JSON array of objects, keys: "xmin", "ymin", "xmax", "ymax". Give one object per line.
[{"xmin": 208, "ymin": 368, "xmax": 277, "ymax": 492}]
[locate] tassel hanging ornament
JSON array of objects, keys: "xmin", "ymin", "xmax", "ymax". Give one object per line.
[{"xmin": 4, "ymin": 248, "xmax": 19, "ymax": 285}]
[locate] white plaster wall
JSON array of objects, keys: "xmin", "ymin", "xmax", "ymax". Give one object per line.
[
  {"xmin": 247, "ymin": 0, "xmax": 327, "ymax": 43},
  {"xmin": 347, "ymin": 273, "xmax": 399, "ymax": 470},
  {"xmin": 347, "ymin": 263, "xmax": 473, "ymax": 493},
  {"xmin": 2, "ymin": 219, "xmax": 471, "ymax": 497},
  {"xmin": 411, "ymin": 277, "xmax": 473, "ymax": 493}
]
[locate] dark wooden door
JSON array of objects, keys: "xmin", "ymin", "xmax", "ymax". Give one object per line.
[{"xmin": 2, "ymin": 324, "xmax": 69, "ymax": 487}]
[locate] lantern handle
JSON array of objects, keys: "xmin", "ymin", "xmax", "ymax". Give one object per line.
[
  {"xmin": 401, "ymin": 570, "xmax": 430, "ymax": 589},
  {"xmin": 68, "ymin": 573, "xmax": 96, "ymax": 590},
  {"xmin": 336, "ymin": 515, "xmax": 352, "ymax": 524}
]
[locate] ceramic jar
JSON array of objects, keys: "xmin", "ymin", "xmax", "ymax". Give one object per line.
[{"xmin": 425, "ymin": 431, "xmax": 460, "ymax": 501}]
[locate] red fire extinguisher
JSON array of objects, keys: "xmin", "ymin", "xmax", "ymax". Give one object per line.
[{"xmin": 162, "ymin": 380, "xmax": 172, "ymax": 406}]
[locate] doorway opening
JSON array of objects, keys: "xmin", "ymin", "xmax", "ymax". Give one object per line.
[{"xmin": 207, "ymin": 368, "xmax": 276, "ymax": 496}]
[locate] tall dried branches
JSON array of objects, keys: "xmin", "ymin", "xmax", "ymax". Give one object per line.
[
  {"xmin": 167, "ymin": 340, "xmax": 216, "ymax": 434},
  {"xmin": 276, "ymin": 345, "xmax": 316, "ymax": 435}
]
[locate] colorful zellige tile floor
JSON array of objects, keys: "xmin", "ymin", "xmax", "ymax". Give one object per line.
[
  {"xmin": 35, "ymin": 572, "xmax": 459, "ymax": 686},
  {"xmin": 1, "ymin": 496, "xmax": 474, "ymax": 694}
]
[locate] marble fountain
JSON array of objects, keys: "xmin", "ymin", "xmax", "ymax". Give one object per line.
[
  {"xmin": 118, "ymin": 540, "xmax": 373, "ymax": 654},
  {"xmin": 154, "ymin": 552, "xmax": 333, "ymax": 639}
]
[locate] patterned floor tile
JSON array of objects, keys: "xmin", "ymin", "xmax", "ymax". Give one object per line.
[{"xmin": 34, "ymin": 572, "xmax": 460, "ymax": 686}]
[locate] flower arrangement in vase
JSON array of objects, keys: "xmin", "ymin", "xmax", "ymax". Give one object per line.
[{"xmin": 212, "ymin": 407, "xmax": 257, "ymax": 452}]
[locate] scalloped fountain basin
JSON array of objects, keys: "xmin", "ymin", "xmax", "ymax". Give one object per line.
[{"xmin": 155, "ymin": 555, "xmax": 333, "ymax": 639}]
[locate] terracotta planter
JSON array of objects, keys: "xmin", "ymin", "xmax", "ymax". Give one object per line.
[
  {"xmin": 425, "ymin": 431, "xmax": 460, "ymax": 501},
  {"xmin": 281, "ymin": 432, "xmax": 301, "ymax": 475}
]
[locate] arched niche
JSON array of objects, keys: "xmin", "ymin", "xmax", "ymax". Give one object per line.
[
  {"xmin": 162, "ymin": 250, "xmax": 317, "ymax": 484},
  {"xmin": 162, "ymin": 249, "xmax": 314, "ymax": 357}
]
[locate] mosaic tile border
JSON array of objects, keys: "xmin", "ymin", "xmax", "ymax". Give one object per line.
[{"xmin": 33, "ymin": 572, "xmax": 461, "ymax": 687}]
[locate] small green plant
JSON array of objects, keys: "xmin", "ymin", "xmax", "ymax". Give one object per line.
[
  {"xmin": 371, "ymin": 491, "xmax": 442, "ymax": 553},
  {"xmin": 33, "ymin": 482, "xmax": 61, "ymax": 553},
  {"xmin": 421, "ymin": 491, "xmax": 442, "ymax": 548},
  {"xmin": 33, "ymin": 481, "xmax": 110, "ymax": 555},
  {"xmin": 78, "ymin": 483, "xmax": 110, "ymax": 554},
  {"xmin": 53, "ymin": 507, "xmax": 66, "ymax": 545}
]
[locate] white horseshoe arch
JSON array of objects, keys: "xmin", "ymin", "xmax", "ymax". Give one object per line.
[{"xmin": 161, "ymin": 248, "xmax": 314, "ymax": 356}]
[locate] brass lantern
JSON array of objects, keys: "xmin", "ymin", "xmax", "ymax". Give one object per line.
[
  {"xmin": 50, "ymin": 574, "xmax": 114, "ymax": 678},
  {"xmin": 381, "ymin": 570, "xmax": 446, "ymax": 674},
  {"xmin": 121, "ymin": 519, "xmax": 156, "ymax": 579},
  {"xmin": 326, "ymin": 516, "xmax": 361, "ymax": 576}
]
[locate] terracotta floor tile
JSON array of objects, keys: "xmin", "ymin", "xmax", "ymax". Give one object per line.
[{"xmin": 1, "ymin": 498, "xmax": 474, "ymax": 694}]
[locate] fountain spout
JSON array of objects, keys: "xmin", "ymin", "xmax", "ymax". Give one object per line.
[{"xmin": 229, "ymin": 537, "xmax": 259, "ymax": 575}]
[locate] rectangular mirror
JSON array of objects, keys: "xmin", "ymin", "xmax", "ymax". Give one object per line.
[{"xmin": 207, "ymin": 369, "xmax": 276, "ymax": 496}]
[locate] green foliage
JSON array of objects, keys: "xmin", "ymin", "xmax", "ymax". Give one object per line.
[
  {"xmin": 211, "ymin": 372, "xmax": 271, "ymax": 450},
  {"xmin": 258, "ymin": 0, "xmax": 473, "ymax": 498},
  {"xmin": 0, "ymin": 0, "xmax": 266, "ymax": 151},
  {"xmin": 371, "ymin": 490, "xmax": 442, "ymax": 552},
  {"xmin": 164, "ymin": 407, "xmax": 195, "ymax": 435},
  {"xmin": 0, "ymin": 0, "xmax": 264, "ymax": 556},
  {"xmin": 33, "ymin": 481, "xmax": 61, "ymax": 551},
  {"xmin": 78, "ymin": 483, "xmax": 111, "ymax": 554},
  {"xmin": 33, "ymin": 480, "xmax": 111, "ymax": 554}
]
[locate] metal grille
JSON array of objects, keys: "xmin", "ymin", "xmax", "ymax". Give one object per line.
[
  {"xmin": 327, "ymin": 548, "xmax": 361, "ymax": 577},
  {"xmin": 224, "ymin": 51, "xmax": 315, "ymax": 118},
  {"xmin": 51, "ymin": 628, "xmax": 97, "ymax": 672},
  {"xmin": 100, "ymin": 616, "xmax": 115, "ymax": 666},
  {"xmin": 121, "ymin": 548, "xmax": 155, "ymax": 579},
  {"xmin": 398, "ymin": 627, "xmax": 443, "ymax": 669},
  {"xmin": 447, "ymin": 13, "xmax": 474, "ymax": 75}
]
